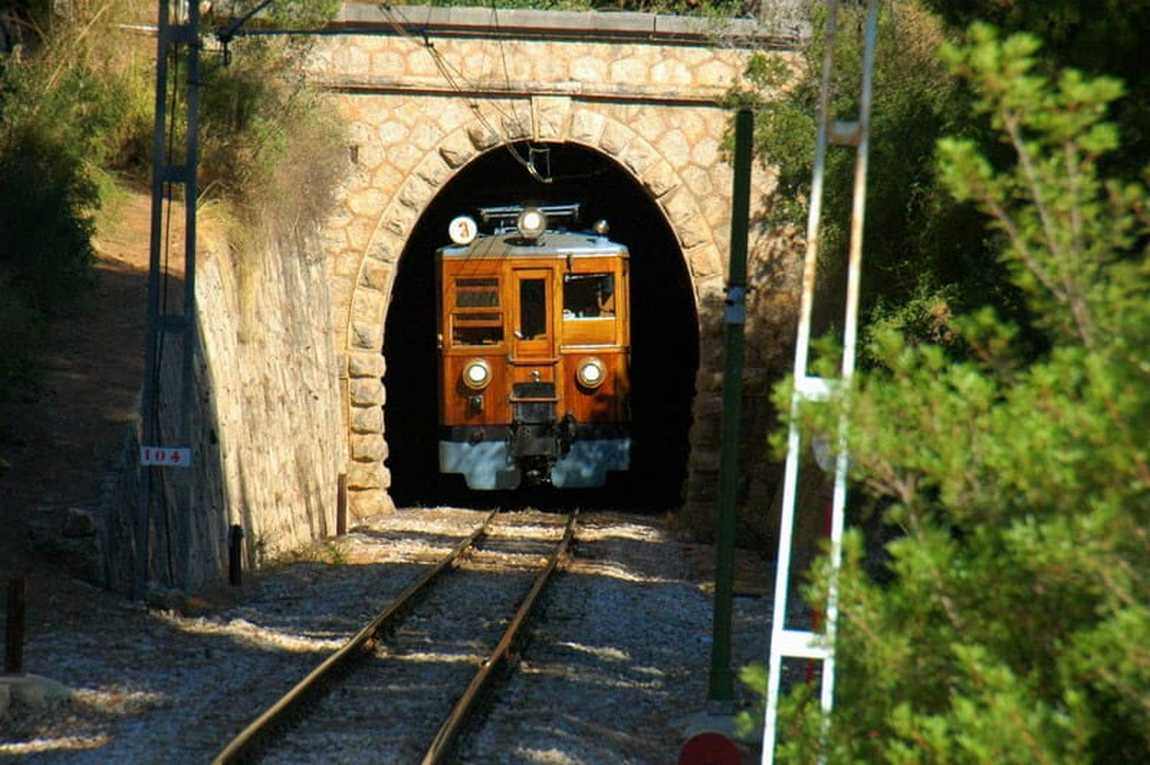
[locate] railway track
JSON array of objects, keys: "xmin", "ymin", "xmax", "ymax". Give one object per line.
[{"xmin": 213, "ymin": 509, "xmax": 577, "ymax": 764}]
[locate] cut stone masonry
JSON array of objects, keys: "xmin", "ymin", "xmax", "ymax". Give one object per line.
[{"xmin": 313, "ymin": 5, "xmax": 804, "ymax": 523}]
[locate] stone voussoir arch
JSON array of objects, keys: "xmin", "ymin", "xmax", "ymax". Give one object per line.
[{"xmin": 341, "ymin": 104, "xmax": 726, "ymax": 516}]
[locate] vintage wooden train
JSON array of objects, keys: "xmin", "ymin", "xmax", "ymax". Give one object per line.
[{"xmin": 436, "ymin": 204, "xmax": 631, "ymax": 489}]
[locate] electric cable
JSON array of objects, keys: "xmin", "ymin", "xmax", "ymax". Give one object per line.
[
  {"xmin": 488, "ymin": 0, "xmax": 552, "ymax": 184},
  {"xmin": 376, "ymin": 3, "xmax": 551, "ymax": 183}
]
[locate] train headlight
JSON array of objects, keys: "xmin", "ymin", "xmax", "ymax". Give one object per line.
[
  {"xmin": 516, "ymin": 208, "xmax": 547, "ymax": 240},
  {"xmin": 462, "ymin": 359, "xmax": 492, "ymax": 390},
  {"xmin": 576, "ymin": 357, "xmax": 606, "ymax": 389}
]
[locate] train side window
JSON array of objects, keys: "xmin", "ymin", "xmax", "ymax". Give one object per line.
[
  {"xmin": 452, "ymin": 278, "xmax": 502, "ymax": 346},
  {"xmin": 455, "ymin": 278, "xmax": 499, "ymax": 307},
  {"xmin": 519, "ymin": 279, "xmax": 547, "ymax": 340},
  {"xmin": 563, "ymin": 273, "xmax": 615, "ymax": 318},
  {"xmin": 452, "ymin": 324, "xmax": 503, "ymax": 346}
]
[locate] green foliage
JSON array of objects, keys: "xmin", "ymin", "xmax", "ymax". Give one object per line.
[
  {"xmin": 729, "ymin": 1, "xmax": 1023, "ymax": 345},
  {"xmin": 921, "ymin": 1, "xmax": 1150, "ymax": 214},
  {"xmin": 0, "ymin": 0, "xmax": 155, "ymax": 400},
  {"xmin": 198, "ymin": 38, "xmax": 347, "ymax": 230},
  {"xmin": 753, "ymin": 25, "xmax": 1150, "ymax": 762},
  {"xmin": 0, "ymin": 123, "xmax": 98, "ymax": 311},
  {"xmin": 749, "ymin": 22, "xmax": 1145, "ymax": 759},
  {"xmin": 1, "ymin": 0, "xmax": 156, "ymax": 169},
  {"xmin": 0, "ymin": 287, "xmax": 45, "ymax": 404}
]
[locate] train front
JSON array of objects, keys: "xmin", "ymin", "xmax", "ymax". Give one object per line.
[{"xmin": 436, "ymin": 206, "xmax": 631, "ymax": 490}]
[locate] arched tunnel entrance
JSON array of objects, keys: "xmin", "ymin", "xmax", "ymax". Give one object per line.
[{"xmin": 383, "ymin": 142, "xmax": 699, "ymax": 510}]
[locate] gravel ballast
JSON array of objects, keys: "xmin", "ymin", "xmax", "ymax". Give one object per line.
[{"xmin": 1, "ymin": 508, "xmax": 774, "ymax": 763}]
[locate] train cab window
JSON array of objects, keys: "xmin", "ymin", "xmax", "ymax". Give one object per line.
[
  {"xmin": 563, "ymin": 273, "xmax": 615, "ymax": 318},
  {"xmin": 455, "ymin": 278, "xmax": 499, "ymax": 307},
  {"xmin": 519, "ymin": 279, "xmax": 547, "ymax": 340},
  {"xmin": 452, "ymin": 277, "xmax": 503, "ymax": 346}
]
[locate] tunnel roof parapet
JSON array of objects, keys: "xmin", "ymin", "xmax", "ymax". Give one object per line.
[{"xmin": 336, "ymin": 3, "xmax": 808, "ymax": 49}]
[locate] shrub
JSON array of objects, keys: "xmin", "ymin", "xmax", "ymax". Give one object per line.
[
  {"xmin": 198, "ymin": 40, "xmax": 347, "ymax": 233},
  {"xmin": 748, "ymin": 24, "xmax": 1150, "ymax": 762},
  {"xmin": 728, "ymin": 1, "xmax": 1014, "ymax": 344},
  {"xmin": 0, "ymin": 122, "xmax": 98, "ymax": 312}
]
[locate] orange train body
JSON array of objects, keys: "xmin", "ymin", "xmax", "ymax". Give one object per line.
[{"xmin": 436, "ymin": 207, "xmax": 631, "ymax": 489}]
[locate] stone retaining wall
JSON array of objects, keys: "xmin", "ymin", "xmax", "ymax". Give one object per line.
[{"xmin": 101, "ymin": 227, "xmax": 344, "ymax": 592}]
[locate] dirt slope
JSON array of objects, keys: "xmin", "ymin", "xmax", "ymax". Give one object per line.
[{"xmin": 0, "ymin": 190, "xmax": 156, "ymax": 580}]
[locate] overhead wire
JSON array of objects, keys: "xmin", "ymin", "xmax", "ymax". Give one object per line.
[
  {"xmin": 376, "ymin": 3, "xmax": 551, "ymax": 183},
  {"xmin": 488, "ymin": 0, "xmax": 552, "ymax": 184}
]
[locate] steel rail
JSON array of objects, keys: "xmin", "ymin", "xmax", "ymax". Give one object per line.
[
  {"xmin": 421, "ymin": 511, "xmax": 579, "ymax": 765},
  {"xmin": 213, "ymin": 509, "xmax": 498, "ymax": 764}
]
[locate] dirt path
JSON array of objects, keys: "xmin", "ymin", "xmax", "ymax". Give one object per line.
[{"xmin": 0, "ymin": 189, "xmax": 157, "ymax": 580}]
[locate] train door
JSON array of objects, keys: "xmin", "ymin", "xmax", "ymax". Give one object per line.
[{"xmin": 511, "ymin": 267, "xmax": 555, "ymax": 361}]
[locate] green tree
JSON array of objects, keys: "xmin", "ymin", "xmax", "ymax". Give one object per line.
[
  {"xmin": 195, "ymin": 1, "xmax": 347, "ymax": 228},
  {"xmin": 728, "ymin": 1, "xmax": 1073, "ymax": 354},
  {"xmin": 921, "ymin": 0, "xmax": 1150, "ymax": 174},
  {"xmin": 750, "ymin": 24, "xmax": 1150, "ymax": 762}
]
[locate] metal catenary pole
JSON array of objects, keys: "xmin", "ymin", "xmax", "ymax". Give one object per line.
[
  {"xmin": 760, "ymin": 1, "xmax": 880, "ymax": 761},
  {"xmin": 136, "ymin": 0, "xmax": 171, "ymax": 600},
  {"xmin": 707, "ymin": 107, "xmax": 754, "ymax": 703},
  {"xmin": 137, "ymin": 0, "xmax": 200, "ymax": 598}
]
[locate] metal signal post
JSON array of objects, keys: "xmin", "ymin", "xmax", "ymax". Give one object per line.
[
  {"xmin": 708, "ymin": 108, "xmax": 754, "ymax": 704},
  {"xmin": 761, "ymin": 0, "xmax": 880, "ymax": 761}
]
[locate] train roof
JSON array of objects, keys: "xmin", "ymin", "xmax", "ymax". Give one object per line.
[{"xmin": 437, "ymin": 230, "xmax": 629, "ymax": 259}]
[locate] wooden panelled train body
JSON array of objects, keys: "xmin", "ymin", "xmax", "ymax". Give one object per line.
[{"xmin": 436, "ymin": 205, "xmax": 631, "ymax": 489}]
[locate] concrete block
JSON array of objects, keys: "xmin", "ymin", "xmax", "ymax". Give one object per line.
[
  {"xmin": 348, "ymin": 460, "xmax": 384, "ymax": 490},
  {"xmin": 348, "ymin": 488, "xmax": 395, "ymax": 519},
  {"xmin": 620, "ymin": 138, "xmax": 657, "ymax": 178},
  {"xmin": 439, "ymin": 131, "xmax": 477, "ymax": 169},
  {"xmin": 382, "ymin": 203, "xmax": 419, "ymax": 237},
  {"xmin": 687, "ymin": 243, "xmax": 720, "ymax": 276},
  {"xmin": 350, "ymin": 321, "xmax": 382, "ymax": 351},
  {"xmin": 350, "ymin": 404, "xmax": 383, "ymax": 434},
  {"xmin": 359, "ymin": 259, "xmax": 392, "ymax": 293},
  {"xmin": 501, "ymin": 112, "xmax": 531, "ymax": 141},
  {"xmin": 398, "ymin": 174, "xmax": 435, "ymax": 211},
  {"xmin": 642, "ymin": 160, "xmax": 680, "ymax": 199},
  {"xmin": 599, "ymin": 121, "xmax": 630, "ymax": 156},
  {"xmin": 531, "ymin": 96, "xmax": 572, "ymax": 141},
  {"xmin": 350, "ymin": 378, "xmax": 385, "ymax": 407},
  {"xmin": 569, "ymin": 109, "xmax": 606, "ymax": 146},
  {"xmin": 416, "ymin": 154, "xmax": 453, "ymax": 188},
  {"xmin": 366, "ymin": 232, "xmax": 402, "ymax": 264},
  {"xmin": 351, "ymin": 434, "xmax": 388, "ymax": 462},
  {"xmin": 347, "ymin": 187, "xmax": 386, "ymax": 218},
  {"xmin": 348, "ymin": 352, "xmax": 386, "ymax": 379}
]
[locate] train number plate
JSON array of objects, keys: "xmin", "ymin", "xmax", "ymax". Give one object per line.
[{"xmin": 140, "ymin": 446, "xmax": 192, "ymax": 467}]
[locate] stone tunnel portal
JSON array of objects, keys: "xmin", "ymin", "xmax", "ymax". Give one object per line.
[{"xmin": 383, "ymin": 142, "xmax": 699, "ymax": 510}]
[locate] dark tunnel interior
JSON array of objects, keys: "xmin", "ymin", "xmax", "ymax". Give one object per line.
[{"xmin": 383, "ymin": 141, "xmax": 700, "ymax": 511}]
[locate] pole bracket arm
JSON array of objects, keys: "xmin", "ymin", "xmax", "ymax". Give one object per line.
[{"xmin": 723, "ymin": 286, "xmax": 746, "ymax": 325}]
